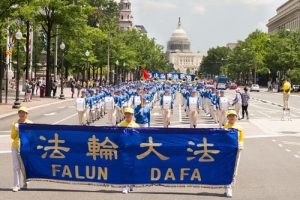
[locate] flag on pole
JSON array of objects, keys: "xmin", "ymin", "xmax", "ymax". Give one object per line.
[{"xmin": 142, "ymin": 68, "xmax": 151, "ymax": 80}]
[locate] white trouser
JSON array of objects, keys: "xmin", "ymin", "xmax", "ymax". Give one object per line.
[
  {"xmin": 138, "ymin": 123, "xmax": 148, "ymax": 128},
  {"xmin": 12, "ymin": 148, "xmax": 24, "ymax": 188},
  {"xmin": 78, "ymin": 110, "xmax": 87, "ymax": 125},
  {"xmin": 181, "ymin": 95, "xmax": 185, "ymax": 106},
  {"xmin": 100, "ymin": 102, "xmax": 104, "ymax": 116},
  {"xmin": 211, "ymin": 105, "xmax": 217, "ymax": 122},
  {"xmin": 205, "ymin": 99, "xmax": 211, "ymax": 114},
  {"xmin": 283, "ymin": 93, "xmax": 290, "ymax": 109},
  {"xmin": 219, "ymin": 110, "xmax": 227, "ymax": 128},
  {"xmin": 234, "ymin": 103, "xmax": 241, "ymax": 119},
  {"xmin": 107, "ymin": 109, "xmax": 116, "ymax": 126},
  {"xmin": 189, "ymin": 110, "xmax": 198, "ymax": 128},
  {"xmin": 116, "ymin": 106, "xmax": 123, "ymax": 123},
  {"xmin": 162, "ymin": 109, "xmax": 171, "ymax": 128}
]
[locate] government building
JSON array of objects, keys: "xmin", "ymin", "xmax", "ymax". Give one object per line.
[
  {"xmin": 166, "ymin": 18, "xmax": 203, "ymax": 74},
  {"xmin": 118, "ymin": 0, "xmax": 147, "ymax": 34},
  {"xmin": 267, "ymin": 0, "xmax": 300, "ymax": 33}
]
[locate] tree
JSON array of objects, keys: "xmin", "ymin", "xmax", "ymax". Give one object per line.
[
  {"xmin": 34, "ymin": 0, "xmax": 91, "ymax": 96},
  {"xmin": 200, "ymin": 46, "xmax": 231, "ymax": 77}
]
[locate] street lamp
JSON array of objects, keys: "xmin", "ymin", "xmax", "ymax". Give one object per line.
[
  {"xmin": 85, "ymin": 50, "xmax": 90, "ymax": 81},
  {"xmin": 59, "ymin": 42, "xmax": 66, "ymax": 100},
  {"xmin": 115, "ymin": 60, "xmax": 119, "ymax": 84},
  {"xmin": 12, "ymin": 30, "xmax": 23, "ymax": 109}
]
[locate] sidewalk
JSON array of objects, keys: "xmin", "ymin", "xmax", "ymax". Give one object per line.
[{"xmin": 0, "ymin": 87, "xmax": 75, "ymax": 119}]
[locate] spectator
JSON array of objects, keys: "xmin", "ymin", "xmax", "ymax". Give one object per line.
[
  {"xmin": 70, "ymin": 79, "xmax": 76, "ymax": 98},
  {"xmin": 241, "ymin": 87, "xmax": 250, "ymax": 120},
  {"xmin": 52, "ymin": 80, "xmax": 58, "ymax": 97},
  {"xmin": 75, "ymin": 80, "xmax": 82, "ymax": 97},
  {"xmin": 22, "ymin": 80, "xmax": 30, "ymax": 102},
  {"xmin": 30, "ymin": 79, "xmax": 36, "ymax": 99}
]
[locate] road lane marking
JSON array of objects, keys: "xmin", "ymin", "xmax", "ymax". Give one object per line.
[
  {"xmin": 52, "ymin": 113, "xmax": 77, "ymax": 125},
  {"xmin": 285, "ymin": 149, "xmax": 291, "ymax": 152},
  {"xmin": 272, "ymin": 139, "xmax": 276, "ymax": 142},
  {"xmin": 0, "ymin": 131, "xmax": 10, "ymax": 133},
  {"xmin": 282, "ymin": 141, "xmax": 300, "ymax": 146},
  {"xmin": 0, "ymin": 151, "xmax": 11, "ymax": 154},
  {"xmin": 0, "ymin": 135, "xmax": 10, "ymax": 138},
  {"xmin": 278, "ymin": 144, "xmax": 283, "ymax": 147},
  {"xmin": 0, "ymin": 99, "xmax": 74, "ymax": 119},
  {"xmin": 294, "ymin": 155, "xmax": 299, "ymax": 158},
  {"xmin": 43, "ymin": 112, "xmax": 57, "ymax": 116}
]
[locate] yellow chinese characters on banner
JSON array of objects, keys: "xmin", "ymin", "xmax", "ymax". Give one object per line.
[
  {"xmin": 37, "ymin": 133, "xmax": 70, "ymax": 159},
  {"xmin": 187, "ymin": 137, "xmax": 220, "ymax": 162},
  {"xmin": 137, "ymin": 137, "xmax": 170, "ymax": 160},
  {"xmin": 86, "ymin": 135, "xmax": 118, "ymax": 161}
]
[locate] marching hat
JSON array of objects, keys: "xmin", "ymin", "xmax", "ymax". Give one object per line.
[
  {"xmin": 18, "ymin": 106, "xmax": 28, "ymax": 113},
  {"xmin": 124, "ymin": 107, "xmax": 134, "ymax": 114},
  {"xmin": 227, "ymin": 110, "xmax": 237, "ymax": 117}
]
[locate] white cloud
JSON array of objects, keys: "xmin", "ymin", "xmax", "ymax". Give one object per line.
[
  {"xmin": 225, "ymin": 0, "xmax": 279, "ymax": 6},
  {"xmin": 192, "ymin": 4, "xmax": 206, "ymax": 15}
]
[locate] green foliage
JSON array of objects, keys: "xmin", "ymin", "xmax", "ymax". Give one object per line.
[
  {"xmin": 200, "ymin": 46, "xmax": 231, "ymax": 76},
  {"xmin": 201, "ymin": 29, "xmax": 300, "ymax": 85}
]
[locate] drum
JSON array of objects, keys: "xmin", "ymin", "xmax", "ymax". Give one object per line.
[
  {"xmin": 76, "ymin": 98, "xmax": 85, "ymax": 111},
  {"xmin": 105, "ymin": 97, "xmax": 114, "ymax": 110},
  {"xmin": 189, "ymin": 97, "xmax": 198, "ymax": 110},
  {"xmin": 163, "ymin": 96, "xmax": 172, "ymax": 109}
]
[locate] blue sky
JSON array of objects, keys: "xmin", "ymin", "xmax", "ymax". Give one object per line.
[{"xmin": 127, "ymin": 0, "xmax": 286, "ymax": 53}]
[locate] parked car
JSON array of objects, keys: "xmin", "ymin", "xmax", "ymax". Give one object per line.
[
  {"xmin": 292, "ymin": 85, "xmax": 300, "ymax": 92},
  {"xmin": 229, "ymin": 83, "xmax": 238, "ymax": 90},
  {"xmin": 250, "ymin": 84, "xmax": 260, "ymax": 92}
]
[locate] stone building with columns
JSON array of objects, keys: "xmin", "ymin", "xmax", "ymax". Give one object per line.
[
  {"xmin": 267, "ymin": 0, "xmax": 300, "ymax": 33},
  {"xmin": 166, "ymin": 18, "xmax": 203, "ymax": 74}
]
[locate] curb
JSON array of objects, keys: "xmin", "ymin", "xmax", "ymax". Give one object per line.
[{"xmin": 0, "ymin": 99, "xmax": 74, "ymax": 119}]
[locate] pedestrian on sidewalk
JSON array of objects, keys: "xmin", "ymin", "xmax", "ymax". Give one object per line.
[
  {"xmin": 71, "ymin": 79, "xmax": 76, "ymax": 98},
  {"xmin": 241, "ymin": 87, "xmax": 250, "ymax": 120},
  {"xmin": 10, "ymin": 77, "xmax": 16, "ymax": 89},
  {"xmin": 35, "ymin": 77, "xmax": 40, "ymax": 95},
  {"xmin": 10, "ymin": 107, "xmax": 32, "ymax": 192},
  {"xmin": 22, "ymin": 80, "xmax": 30, "ymax": 102},
  {"xmin": 76, "ymin": 80, "xmax": 82, "ymax": 98},
  {"xmin": 223, "ymin": 110, "xmax": 244, "ymax": 198},
  {"xmin": 30, "ymin": 79, "xmax": 36, "ymax": 99},
  {"xmin": 52, "ymin": 80, "xmax": 58, "ymax": 98}
]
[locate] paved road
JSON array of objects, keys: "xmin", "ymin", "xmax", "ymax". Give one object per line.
[{"xmin": 0, "ymin": 89, "xmax": 299, "ymax": 199}]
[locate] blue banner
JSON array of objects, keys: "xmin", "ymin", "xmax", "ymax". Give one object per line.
[
  {"xmin": 150, "ymin": 73, "xmax": 195, "ymax": 81},
  {"xmin": 20, "ymin": 124, "xmax": 238, "ymax": 186}
]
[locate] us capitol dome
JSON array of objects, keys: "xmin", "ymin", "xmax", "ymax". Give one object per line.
[{"xmin": 166, "ymin": 18, "xmax": 203, "ymax": 74}]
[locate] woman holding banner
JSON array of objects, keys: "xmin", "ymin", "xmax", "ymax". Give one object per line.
[
  {"xmin": 10, "ymin": 107, "xmax": 32, "ymax": 192},
  {"xmin": 118, "ymin": 107, "xmax": 140, "ymax": 194}
]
